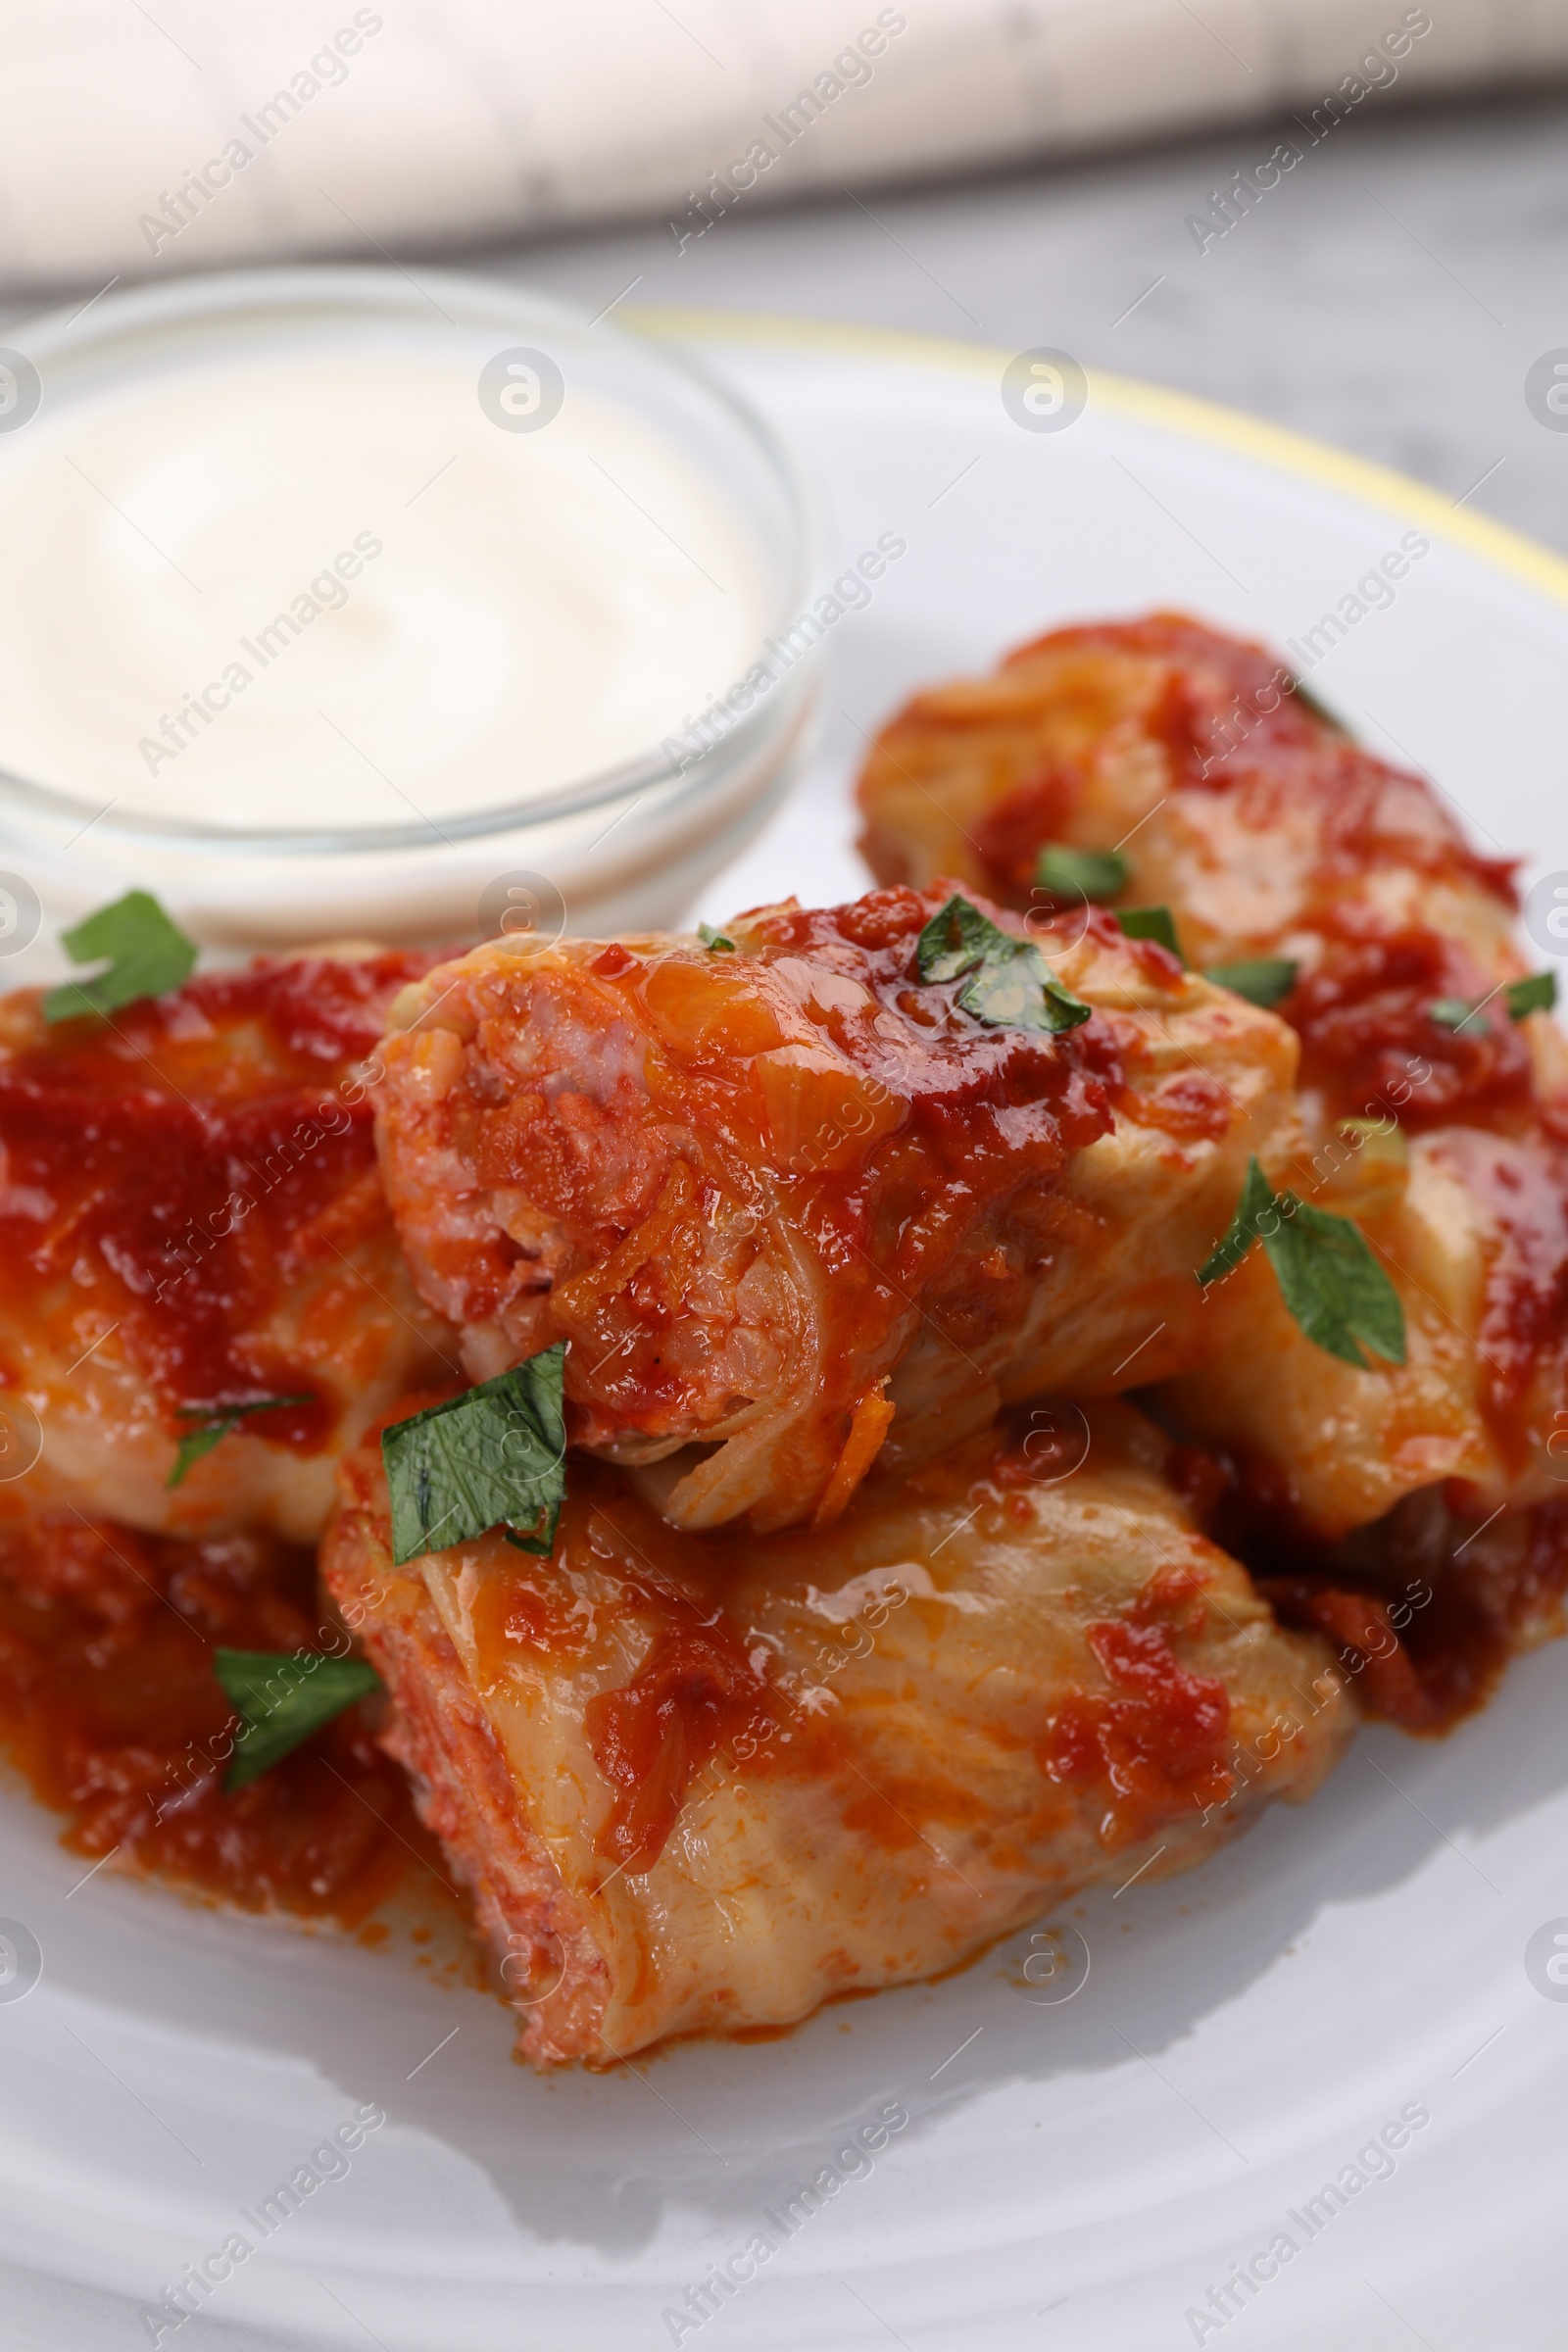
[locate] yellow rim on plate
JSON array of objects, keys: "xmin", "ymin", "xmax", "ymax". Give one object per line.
[{"xmin": 627, "ymin": 305, "xmax": 1568, "ymax": 612}]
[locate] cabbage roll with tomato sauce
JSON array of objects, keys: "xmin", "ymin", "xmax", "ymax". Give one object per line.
[
  {"xmin": 371, "ymin": 885, "xmax": 1302, "ymax": 1533},
  {"xmin": 0, "ymin": 950, "xmax": 457, "ymax": 1543},
  {"xmin": 322, "ymin": 1399, "xmax": 1352, "ymax": 2067},
  {"xmin": 856, "ymin": 613, "xmax": 1568, "ymax": 1642}
]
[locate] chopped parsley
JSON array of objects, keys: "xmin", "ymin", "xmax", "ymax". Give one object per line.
[
  {"xmin": 42, "ymin": 890, "xmax": 197, "ymax": 1024},
  {"xmin": 1115, "ymin": 906, "xmax": 1184, "ymax": 960},
  {"xmin": 697, "ymin": 922, "xmax": 736, "ymax": 953},
  {"xmin": 381, "ymin": 1344, "xmax": 567, "ymax": 1566},
  {"xmin": 1507, "ymin": 971, "xmax": 1556, "ymax": 1020},
  {"xmin": 1034, "ymin": 845, "xmax": 1129, "ymax": 903},
  {"xmin": 1198, "ymin": 1155, "xmax": 1405, "ymax": 1369},
  {"xmin": 1429, "ymin": 973, "xmax": 1555, "ymax": 1033},
  {"xmin": 1203, "ymin": 957, "xmax": 1298, "ymax": 1009},
  {"xmin": 167, "ymin": 1394, "xmax": 315, "ymax": 1489},
  {"xmin": 215, "ymin": 1646, "xmax": 382, "ymax": 1789},
  {"xmin": 915, "ymin": 894, "xmax": 1092, "ymax": 1036}
]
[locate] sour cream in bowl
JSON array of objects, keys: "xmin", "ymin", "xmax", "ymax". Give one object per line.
[{"xmin": 0, "ymin": 268, "xmax": 819, "ymax": 972}]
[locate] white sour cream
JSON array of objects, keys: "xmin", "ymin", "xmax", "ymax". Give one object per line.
[{"xmin": 0, "ymin": 350, "xmax": 768, "ymax": 829}]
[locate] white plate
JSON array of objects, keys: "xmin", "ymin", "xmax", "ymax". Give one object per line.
[{"xmin": 5, "ymin": 313, "xmax": 1568, "ymax": 2352}]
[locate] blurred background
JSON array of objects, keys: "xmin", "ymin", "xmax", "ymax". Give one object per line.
[{"xmin": 2, "ymin": 0, "xmax": 1566, "ymax": 549}]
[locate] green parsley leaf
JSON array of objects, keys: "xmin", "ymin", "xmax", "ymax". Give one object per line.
[
  {"xmin": 215, "ymin": 1646, "xmax": 382, "ymax": 1790},
  {"xmin": 1197, "ymin": 1154, "xmax": 1405, "ymax": 1369},
  {"xmin": 42, "ymin": 890, "xmax": 198, "ymax": 1024},
  {"xmin": 916, "ymin": 895, "xmax": 1002, "ymax": 985},
  {"xmin": 1115, "ymin": 906, "xmax": 1184, "ymax": 961},
  {"xmin": 915, "ymin": 894, "xmax": 1093, "ymax": 1036},
  {"xmin": 1506, "ymin": 971, "xmax": 1556, "ymax": 1020},
  {"xmin": 1427, "ymin": 976, "xmax": 1555, "ymax": 1032},
  {"xmin": 1034, "ymin": 845, "xmax": 1129, "ymax": 903},
  {"xmin": 697, "ymin": 922, "xmax": 736, "ymax": 953},
  {"xmin": 1197, "ymin": 1155, "xmax": 1277, "ymax": 1288},
  {"xmin": 1203, "ymin": 957, "xmax": 1298, "ymax": 1008},
  {"xmin": 1267, "ymin": 1196, "xmax": 1407, "ymax": 1367},
  {"xmin": 167, "ymin": 1394, "xmax": 315, "ymax": 1489},
  {"xmin": 381, "ymin": 1344, "xmax": 567, "ymax": 1566}
]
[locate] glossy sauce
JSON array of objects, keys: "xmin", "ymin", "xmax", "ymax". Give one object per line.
[
  {"xmin": 562, "ymin": 1474, "xmax": 810, "ymax": 1873},
  {"xmin": 953, "ymin": 612, "xmax": 1510, "ymax": 909},
  {"xmin": 585, "ymin": 1616, "xmax": 771, "ymax": 1873},
  {"xmin": 868, "ymin": 613, "xmax": 1568, "ymax": 1562},
  {"xmin": 1030, "ymin": 611, "xmax": 1507, "ymax": 890},
  {"xmin": 1039, "ymin": 1563, "xmax": 1232, "ymax": 1848},
  {"xmin": 534, "ymin": 886, "xmax": 1126, "ymax": 1444},
  {"xmin": 1281, "ymin": 924, "xmax": 1536, "ymax": 1130},
  {"xmin": 1426, "ymin": 1128, "xmax": 1568, "ymax": 1417},
  {"xmin": 0, "ymin": 950, "xmax": 439, "ymax": 1436},
  {"xmin": 909, "ymin": 614, "xmax": 1521, "ymax": 1094}
]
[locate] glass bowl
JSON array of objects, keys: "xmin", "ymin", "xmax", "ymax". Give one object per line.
[{"xmin": 0, "ymin": 266, "xmax": 820, "ymax": 977}]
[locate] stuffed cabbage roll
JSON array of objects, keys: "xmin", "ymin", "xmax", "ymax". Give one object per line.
[
  {"xmin": 322, "ymin": 1399, "xmax": 1352, "ymax": 2067},
  {"xmin": 1174, "ymin": 1121, "xmax": 1568, "ymax": 1534},
  {"xmin": 0, "ymin": 951, "xmax": 456, "ymax": 1543},
  {"xmin": 855, "ymin": 615, "xmax": 1568, "ymax": 1539},
  {"xmin": 855, "ymin": 609, "xmax": 1550, "ymax": 1121},
  {"xmin": 372, "ymin": 884, "xmax": 1301, "ymax": 1533}
]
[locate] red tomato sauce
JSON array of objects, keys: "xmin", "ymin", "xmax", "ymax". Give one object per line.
[
  {"xmin": 0, "ymin": 950, "xmax": 441, "ymax": 1443},
  {"xmin": 1281, "ymin": 925, "xmax": 1537, "ymax": 1131},
  {"xmin": 717, "ymin": 887, "xmax": 1125, "ymax": 1281},
  {"xmin": 1039, "ymin": 1565, "xmax": 1232, "ymax": 1848},
  {"xmin": 0, "ymin": 1512, "xmax": 428, "ymax": 1920},
  {"xmin": 1426, "ymin": 1129, "xmax": 1568, "ymax": 1422},
  {"xmin": 955, "ymin": 618, "xmax": 1519, "ymax": 1084},
  {"xmin": 584, "ymin": 1613, "xmax": 772, "ymax": 1874},
  {"xmin": 972, "ymin": 766, "xmax": 1083, "ymax": 899},
  {"xmin": 486, "ymin": 886, "xmax": 1127, "ymax": 1451}
]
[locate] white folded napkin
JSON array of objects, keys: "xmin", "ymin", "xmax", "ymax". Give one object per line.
[{"xmin": 0, "ymin": 0, "xmax": 1558, "ymax": 293}]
